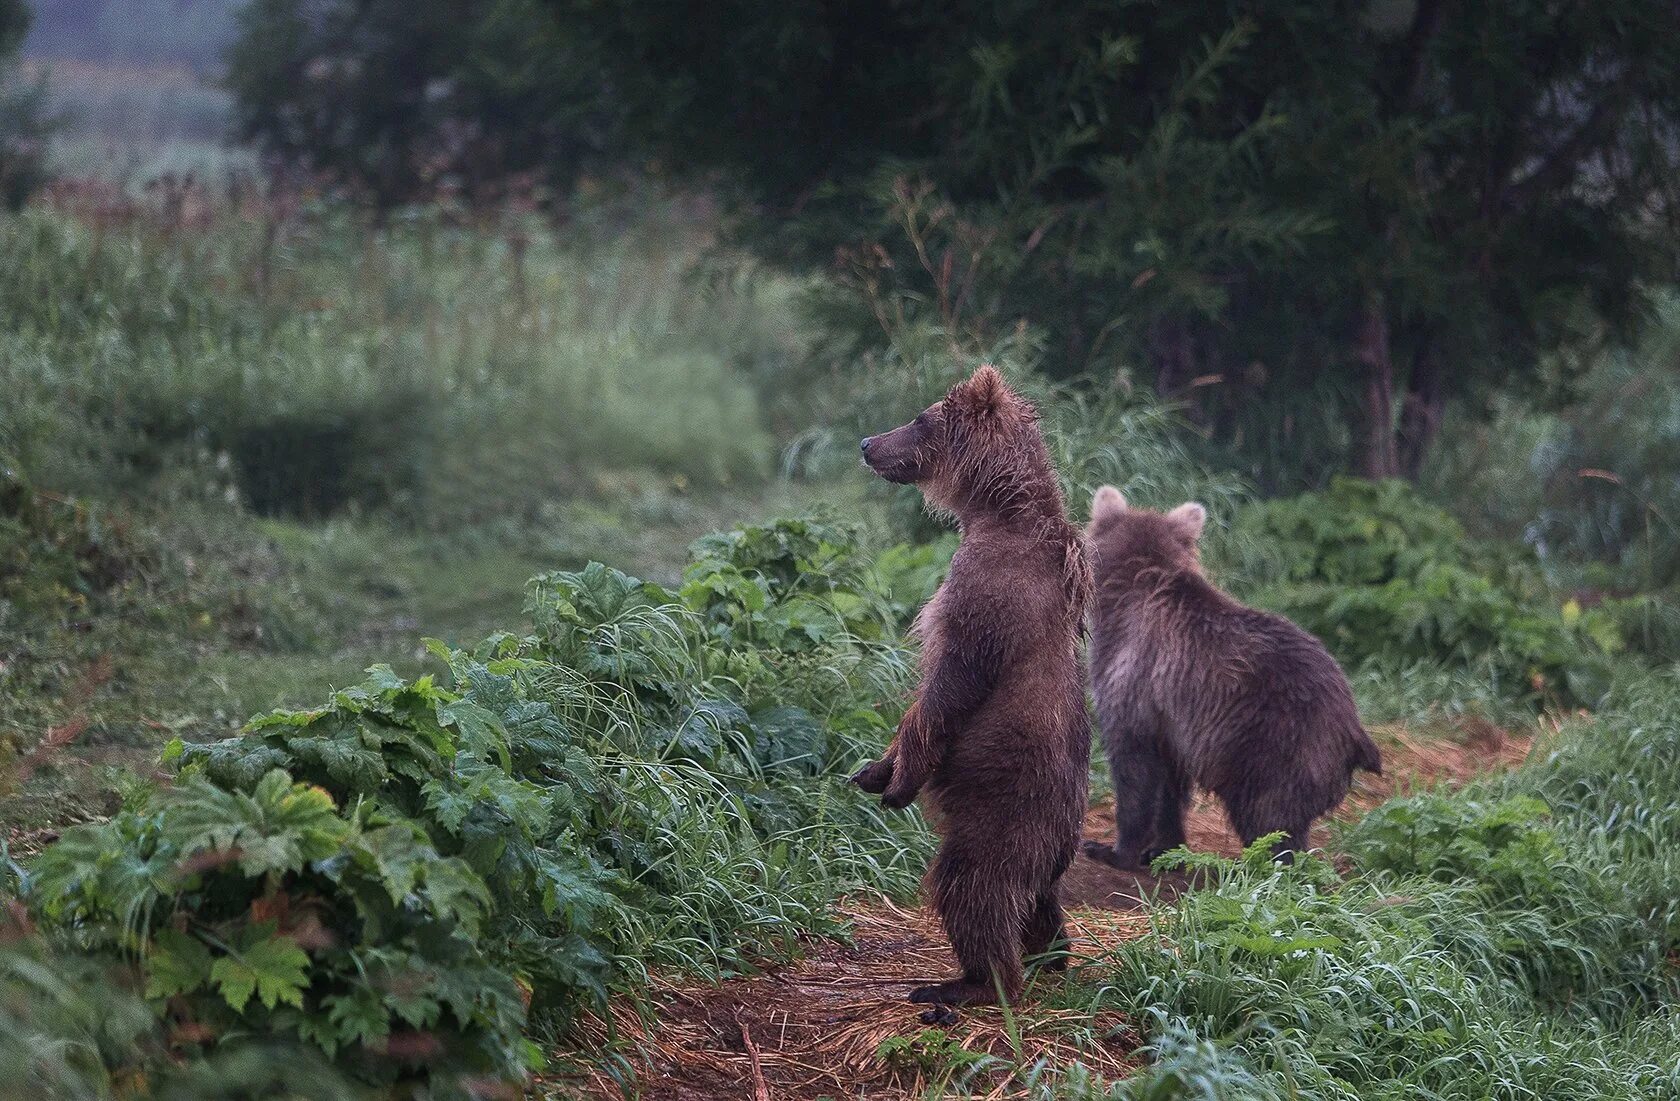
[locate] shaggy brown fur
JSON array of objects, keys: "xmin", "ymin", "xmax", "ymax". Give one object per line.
[
  {"xmin": 1082, "ymin": 486, "xmax": 1382, "ymax": 869},
  {"xmin": 851, "ymin": 365, "xmax": 1092, "ymax": 1009}
]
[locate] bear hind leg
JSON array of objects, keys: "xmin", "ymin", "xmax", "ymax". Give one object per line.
[
  {"xmin": 1085, "ymin": 737, "xmax": 1171, "ymax": 870},
  {"xmin": 1225, "ymin": 787, "xmax": 1315, "ymax": 865},
  {"xmin": 1021, "ymin": 890, "xmax": 1070, "ymax": 972},
  {"xmin": 1270, "ymin": 819, "xmax": 1313, "ymax": 864},
  {"xmin": 915, "ymin": 846, "xmax": 1028, "ymax": 1006},
  {"xmin": 1141, "ymin": 769, "xmax": 1190, "ymax": 867}
]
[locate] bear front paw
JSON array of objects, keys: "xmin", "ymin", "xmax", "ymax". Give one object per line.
[
  {"xmin": 850, "ymin": 758, "xmax": 894, "ymax": 794},
  {"xmin": 880, "ymin": 782, "xmax": 920, "ymax": 810}
]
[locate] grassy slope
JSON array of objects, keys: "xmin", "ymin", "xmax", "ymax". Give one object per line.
[{"xmin": 0, "ymin": 202, "xmax": 834, "ymax": 838}]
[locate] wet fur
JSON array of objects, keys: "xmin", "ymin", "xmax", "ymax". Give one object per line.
[
  {"xmin": 1083, "ymin": 489, "xmax": 1382, "ymax": 870},
  {"xmin": 853, "ymin": 366, "xmax": 1091, "ymax": 1006}
]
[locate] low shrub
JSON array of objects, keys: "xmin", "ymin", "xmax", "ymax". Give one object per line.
[
  {"xmin": 1220, "ymin": 478, "xmax": 1614, "ymax": 708},
  {"xmin": 16, "ymin": 518, "xmax": 933, "ymax": 1094},
  {"xmin": 1222, "ymin": 477, "xmax": 1467, "ymax": 587},
  {"xmin": 1268, "ymin": 562, "xmax": 1612, "ymax": 708}
]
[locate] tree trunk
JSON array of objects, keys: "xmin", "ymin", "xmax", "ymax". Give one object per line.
[
  {"xmin": 1398, "ymin": 337, "xmax": 1444, "ymax": 480},
  {"xmin": 1356, "ymin": 291, "xmax": 1401, "ymax": 480},
  {"xmin": 1148, "ymin": 315, "xmax": 1203, "ymax": 422}
]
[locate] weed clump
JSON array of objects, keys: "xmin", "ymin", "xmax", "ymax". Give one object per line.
[{"xmin": 12, "ymin": 518, "xmax": 932, "ymax": 1094}]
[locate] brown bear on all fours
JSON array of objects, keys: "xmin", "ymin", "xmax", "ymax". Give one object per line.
[
  {"xmin": 851, "ymin": 365, "xmax": 1092, "ymax": 1010},
  {"xmin": 1081, "ymin": 486, "xmax": 1383, "ymax": 871}
]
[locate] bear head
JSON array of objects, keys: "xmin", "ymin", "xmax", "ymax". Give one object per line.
[
  {"xmin": 1087, "ymin": 485, "xmax": 1206, "ymax": 580},
  {"xmin": 859, "ymin": 364, "xmax": 1050, "ymax": 519}
]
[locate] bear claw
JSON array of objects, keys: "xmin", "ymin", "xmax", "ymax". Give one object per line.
[
  {"xmin": 850, "ymin": 758, "xmax": 893, "ymax": 794},
  {"xmin": 908, "ymin": 980, "xmax": 997, "ymax": 1006}
]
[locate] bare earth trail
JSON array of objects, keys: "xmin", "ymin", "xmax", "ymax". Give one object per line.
[{"xmin": 563, "ymin": 721, "xmax": 1536, "ymax": 1100}]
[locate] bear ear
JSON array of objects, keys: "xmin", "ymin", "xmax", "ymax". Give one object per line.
[
  {"xmin": 1091, "ymin": 485, "xmax": 1127, "ymax": 521},
  {"xmin": 945, "ymin": 364, "xmax": 1010, "ymax": 420},
  {"xmin": 1167, "ymin": 502, "xmax": 1207, "ymax": 540}
]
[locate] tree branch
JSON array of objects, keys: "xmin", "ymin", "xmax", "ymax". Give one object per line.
[
  {"xmin": 1392, "ymin": 0, "xmax": 1445, "ymax": 113},
  {"xmin": 1503, "ymin": 64, "xmax": 1639, "ymax": 212}
]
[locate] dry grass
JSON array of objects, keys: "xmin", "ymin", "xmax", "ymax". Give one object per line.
[
  {"xmin": 554, "ymin": 717, "xmax": 1537, "ymax": 1099},
  {"xmin": 562, "ymin": 898, "xmax": 1148, "ymax": 1100}
]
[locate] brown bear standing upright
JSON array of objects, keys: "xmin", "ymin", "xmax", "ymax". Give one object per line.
[
  {"xmin": 851, "ymin": 365, "xmax": 1091, "ymax": 1008},
  {"xmin": 1081, "ymin": 486, "xmax": 1382, "ymax": 870}
]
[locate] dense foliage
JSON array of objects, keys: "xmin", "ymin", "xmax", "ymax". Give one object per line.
[
  {"xmin": 12, "ymin": 518, "xmax": 934, "ymax": 1094},
  {"xmin": 222, "ymin": 0, "xmax": 1680, "ymax": 486},
  {"xmin": 1221, "ymin": 478, "xmax": 1615, "ymax": 709}
]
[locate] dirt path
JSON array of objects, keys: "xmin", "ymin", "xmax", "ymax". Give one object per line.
[{"xmin": 564, "ymin": 722, "xmax": 1534, "ymax": 1100}]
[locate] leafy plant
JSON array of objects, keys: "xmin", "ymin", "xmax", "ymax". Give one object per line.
[
  {"xmin": 681, "ymin": 515, "xmax": 899, "ymax": 650},
  {"xmin": 1224, "ymin": 478, "xmax": 1467, "ymax": 588},
  {"xmin": 1218, "ymin": 478, "xmax": 1614, "ymax": 708},
  {"xmin": 875, "ymin": 1027, "xmax": 996, "ymax": 1079},
  {"xmin": 28, "ymin": 762, "xmax": 530, "ymax": 1094},
  {"xmin": 19, "ymin": 517, "xmax": 937, "ymax": 1093},
  {"xmin": 1343, "ymin": 793, "xmax": 1563, "ymax": 903}
]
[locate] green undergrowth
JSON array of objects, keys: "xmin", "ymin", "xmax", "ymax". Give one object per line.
[
  {"xmin": 0, "ymin": 460, "xmax": 850, "ymax": 834},
  {"xmin": 1025, "ymin": 673, "xmax": 1680, "ymax": 1100},
  {"xmin": 1214, "ymin": 478, "xmax": 1625, "ymax": 713},
  {"xmin": 5, "ymin": 518, "xmax": 935, "ymax": 1097},
  {"xmin": 7, "ymin": 500, "xmax": 1680, "ymax": 1098}
]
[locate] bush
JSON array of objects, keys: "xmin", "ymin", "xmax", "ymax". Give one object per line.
[
  {"xmin": 30, "ymin": 761, "xmax": 533, "ymax": 1092},
  {"xmin": 1219, "ymin": 478, "xmax": 1613, "ymax": 709},
  {"xmin": 1223, "ymin": 478, "xmax": 1467, "ymax": 588},
  {"xmin": 0, "ymin": 931, "xmax": 362, "ymax": 1101},
  {"xmin": 1344, "ymin": 792, "xmax": 1562, "ymax": 897},
  {"xmin": 1270, "ymin": 563, "xmax": 1612, "ymax": 708},
  {"xmin": 18, "ymin": 518, "xmax": 934, "ymax": 1093}
]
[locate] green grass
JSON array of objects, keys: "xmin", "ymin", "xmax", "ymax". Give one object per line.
[
  {"xmin": 984, "ymin": 674, "xmax": 1680, "ymax": 1101},
  {"xmin": 0, "ymin": 201, "xmax": 798, "ymax": 523}
]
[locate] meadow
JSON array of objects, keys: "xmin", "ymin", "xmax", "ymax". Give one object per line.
[{"xmin": 2, "ymin": 196, "xmax": 1679, "ymax": 1100}]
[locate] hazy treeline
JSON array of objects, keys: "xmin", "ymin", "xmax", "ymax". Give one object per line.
[
  {"xmin": 213, "ymin": 0, "xmax": 1680, "ymax": 488},
  {"xmin": 20, "ymin": 0, "xmax": 240, "ymax": 67}
]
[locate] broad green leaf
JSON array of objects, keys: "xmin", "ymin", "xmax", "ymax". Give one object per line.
[
  {"xmin": 210, "ymin": 926, "xmax": 310, "ymax": 1012},
  {"xmin": 323, "ymin": 987, "xmax": 391, "ymax": 1049},
  {"xmin": 145, "ymin": 928, "xmax": 213, "ymax": 999}
]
